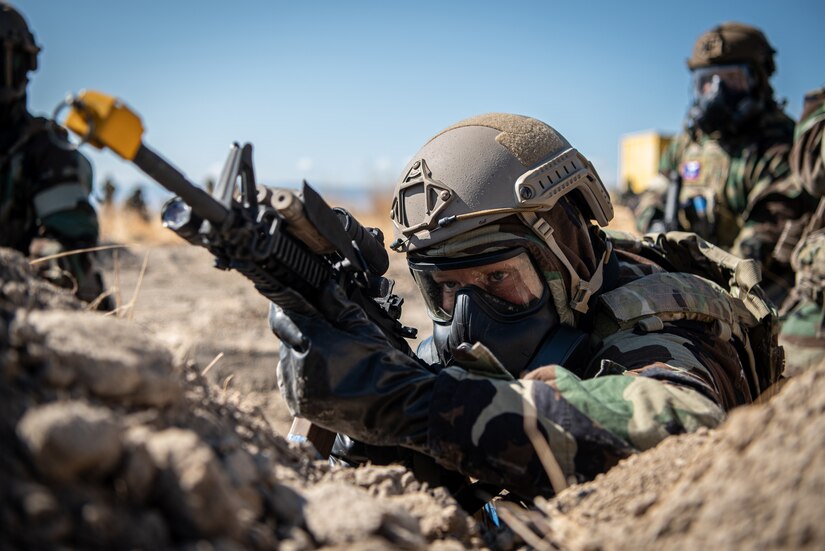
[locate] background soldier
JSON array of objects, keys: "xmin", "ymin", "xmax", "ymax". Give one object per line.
[
  {"xmin": 636, "ymin": 22, "xmax": 814, "ymax": 304},
  {"xmin": 779, "ymin": 86, "xmax": 825, "ymax": 375},
  {"xmin": 124, "ymin": 186, "xmax": 150, "ymax": 222},
  {"xmin": 270, "ymin": 114, "xmax": 781, "ymax": 502},
  {"xmin": 102, "ymin": 178, "xmax": 116, "ymax": 208},
  {"xmin": 0, "ymin": 3, "xmax": 110, "ymax": 308}
]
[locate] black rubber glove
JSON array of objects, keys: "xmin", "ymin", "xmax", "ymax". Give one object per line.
[{"xmin": 269, "ymin": 281, "xmax": 435, "ymax": 449}]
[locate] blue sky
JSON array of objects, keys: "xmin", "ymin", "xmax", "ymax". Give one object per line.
[{"xmin": 14, "ymin": 0, "xmax": 825, "ymax": 203}]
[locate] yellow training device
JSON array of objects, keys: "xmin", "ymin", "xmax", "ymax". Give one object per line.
[{"xmin": 63, "ymin": 90, "xmax": 144, "ymax": 161}]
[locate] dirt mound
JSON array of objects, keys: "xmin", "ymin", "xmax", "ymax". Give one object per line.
[
  {"xmin": 4, "ymin": 241, "xmax": 824, "ymax": 550},
  {"xmin": 542, "ymin": 363, "xmax": 825, "ymax": 550},
  {"xmin": 0, "ymin": 247, "xmax": 479, "ymax": 550}
]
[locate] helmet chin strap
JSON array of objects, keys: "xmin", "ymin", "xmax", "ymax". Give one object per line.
[{"xmin": 519, "ymin": 211, "xmax": 611, "ymax": 314}]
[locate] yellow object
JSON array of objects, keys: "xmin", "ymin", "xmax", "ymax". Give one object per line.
[
  {"xmin": 619, "ymin": 131, "xmax": 672, "ymax": 194},
  {"xmin": 64, "ymin": 90, "xmax": 144, "ymax": 160}
]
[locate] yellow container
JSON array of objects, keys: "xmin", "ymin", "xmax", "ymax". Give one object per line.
[{"xmin": 619, "ymin": 131, "xmax": 672, "ymax": 194}]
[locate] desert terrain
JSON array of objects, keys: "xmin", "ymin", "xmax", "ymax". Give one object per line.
[{"xmin": 1, "ymin": 204, "xmax": 824, "ymax": 549}]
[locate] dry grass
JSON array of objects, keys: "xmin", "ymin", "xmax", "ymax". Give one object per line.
[{"xmin": 99, "ymin": 206, "xmax": 183, "ymax": 245}]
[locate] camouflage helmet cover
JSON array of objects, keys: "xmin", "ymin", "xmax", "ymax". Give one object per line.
[{"xmin": 687, "ymin": 22, "xmax": 776, "ymax": 79}]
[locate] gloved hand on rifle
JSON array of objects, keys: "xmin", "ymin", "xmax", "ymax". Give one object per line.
[{"xmin": 269, "ymin": 281, "xmax": 436, "ymax": 450}]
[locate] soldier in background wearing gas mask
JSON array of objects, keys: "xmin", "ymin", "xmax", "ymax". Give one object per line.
[
  {"xmin": 0, "ymin": 3, "xmax": 111, "ymax": 309},
  {"xmin": 636, "ymin": 22, "xmax": 814, "ymax": 305},
  {"xmin": 270, "ymin": 114, "xmax": 781, "ymax": 504}
]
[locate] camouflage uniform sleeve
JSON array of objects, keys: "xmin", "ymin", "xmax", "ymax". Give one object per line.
[
  {"xmin": 426, "ymin": 321, "xmax": 730, "ymax": 497},
  {"xmin": 780, "ymin": 225, "xmax": 825, "ymax": 375},
  {"xmin": 25, "ymin": 127, "xmax": 108, "ymax": 305},
  {"xmin": 27, "ymin": 127, "xmax": 99, "ymax": 247},
  {"xmin": 733, "ymin": 116, "xmax": 807, "ymax": 263}
]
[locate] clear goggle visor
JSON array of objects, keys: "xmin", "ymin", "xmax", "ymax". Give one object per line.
[
  {"xmin": 691, "ymin": 63, "xmax": 754, "ymax": 100},
  {"xmin": 408, "ymin": 248, "xmax": 546, "ymax": 322}
]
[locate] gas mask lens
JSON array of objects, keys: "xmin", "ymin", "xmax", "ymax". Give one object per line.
[
  {"xmin": 692, "ymin": 64, "xmax": 753, "ymax": 101},
  {"xmin": 408, "ymin": 248, "xmax": 545, "ymax": 322}
]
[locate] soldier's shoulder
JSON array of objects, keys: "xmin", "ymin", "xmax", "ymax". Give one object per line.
[
  {"xmin": 596, "ymin": 271, "xmax": 738, "ymax": 334},
  {"xmin": 24, "ymin": 117, "xmax": 69, "ymax": 150},
  {"xmin": 23, "ymin": 117, "xmax": 89, "ymax": 166},
  {"xmin": 659, "ymin": 132, "xmax": 695, "ymax": 170},
  {"xmin": 668, "ymin": 132, "xmax": 695, "ymax": 153}
]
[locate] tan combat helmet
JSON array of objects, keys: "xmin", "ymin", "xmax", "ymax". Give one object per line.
[
  {"xmin": 688, "ymin": 22, "xmax": 776, "ymax": 94},
  {"xmin": 390, "ymin": 113, "xmax": 614, "ymax": 315}
]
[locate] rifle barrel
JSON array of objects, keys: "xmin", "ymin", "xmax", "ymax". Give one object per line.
[{"xmin": 133, "ymin": 144, "xmax": 229, "ymax": 226}]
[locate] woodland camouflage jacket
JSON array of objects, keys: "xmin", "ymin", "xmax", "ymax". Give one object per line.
[
  {"xmin": 636, "ymin": 106, "xmax": 816, "ymax": 260},
  {"xmin": 422, "ymin": 238, "xmax": 764, "ymax": 497},
  {"xmin": 658, "ymin": 106, "xmax": 802, "ymax": 253}
]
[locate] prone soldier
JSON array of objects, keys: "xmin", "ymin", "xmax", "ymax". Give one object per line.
[{"xmin": 270, "ymin": 114, "xmax": 782, "ymax": 503}]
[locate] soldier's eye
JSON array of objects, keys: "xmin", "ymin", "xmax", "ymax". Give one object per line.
[{"xmin": 487, "ymin": 271, "xmax": 509, "ymax": 284}]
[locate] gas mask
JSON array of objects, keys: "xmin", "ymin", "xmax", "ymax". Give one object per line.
[
  {"xmin": 687, "ymin": 64, "xmax": 763, "ymax": 135},
  {"xmin": 409, "ymin": 247, "xmax": 562, "ymax": 377}
]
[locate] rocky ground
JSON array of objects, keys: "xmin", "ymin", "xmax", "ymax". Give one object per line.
[
  {"xmin": 1, "ymin": 204, "xmax": 824, "ymax": 549},
  {"xmin": 106, "ymin": 239, "xmax": 432, "ymax": 439},
  {"xmin": 0, "ymin": 247, "xmax": 478, "ymax": 550}
]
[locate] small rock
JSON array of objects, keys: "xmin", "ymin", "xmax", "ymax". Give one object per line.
[
  {"xmin": 16, "ymin": 482, "xmax": 72, "ymax": 542},
  {"xmin": 145, "ymin": 427, "xmax": 243, "ymax": 538},
  {"xmin": 123, "ymin": 511, "xmax": 171, "ymax": 549},
  {"xmin": 303, "ymin": 482, "xmax": 423, "ymax": 547},
  {"xmin": 225, "ymin": 449, "xmax": 258, "ymax": 487},
  {"xmin": 10, "ymin": 310, "xmax": 180, "ymax": 406},
  {"xmin": 17, "ymin": 400, "xmax": 122, "ymax": 481},
  {"xmin": 279, "ymin": 527, "xmax": 314, "ymax": 551},
  {"xmin": 224, "ymin": 448, "xmax": 263, "ymax": 518},
  {"xmin": 391, "ymin": 492, "xmax": 470, "ymax": 541},
  {"xmin": 120, "ymin": 432, "xmax": 158, "ymax": 504},
  {"xmin": 269, "ymin": 483, "xmax": 305, "ymax": 527},
  {"xmin": 630, "ymin": 492, "xmax": 658, "ymax": 516}
]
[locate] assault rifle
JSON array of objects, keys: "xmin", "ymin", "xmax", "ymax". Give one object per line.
[
  {"xmin": 58, "ymin": 90, "xmax": 416, "ymax": 455},
  {"xmin": 649, "ymin": 169, "xmax": 682, "ymax": 234}
]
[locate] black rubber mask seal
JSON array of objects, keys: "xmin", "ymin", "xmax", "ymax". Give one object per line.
[{"xmin": 432, "ymin": 284, "xmax": 559, "ymax": 377}]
